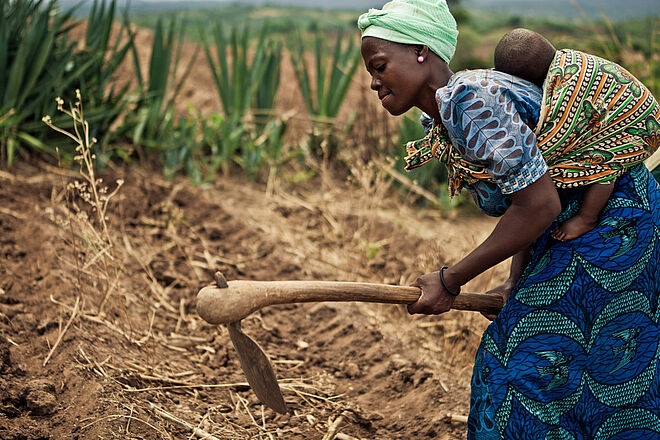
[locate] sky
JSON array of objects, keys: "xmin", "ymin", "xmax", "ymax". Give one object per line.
[{"xmin": 58, "ymin": 0, "xmax": 659, "ymax": 20}]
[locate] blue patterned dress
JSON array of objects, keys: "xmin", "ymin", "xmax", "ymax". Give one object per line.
[{"xmin": 432, "ymin": 70, "xmax": 660, "ymax": 439}]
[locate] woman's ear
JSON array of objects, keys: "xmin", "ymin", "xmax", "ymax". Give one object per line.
[
  {"xmin": 415, "ymin": 45, "xmax": 431, "ymax": 58},
  {"xmin": 414, "ymin": 45, "xmax": 432, "ymax": 64}
]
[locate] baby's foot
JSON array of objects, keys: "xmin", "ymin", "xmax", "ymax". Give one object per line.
[
  {"xmin": 550, "ymin": 226, "xmax": 566, "ymax": 241},
  {"xmin": 551, "ymin": 216, "xmax": 598, "ymax": 242}
]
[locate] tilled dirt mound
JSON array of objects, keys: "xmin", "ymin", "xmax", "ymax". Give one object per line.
[{"xmin": 0, "ymin": 163, "xmax": 505, "ymax": 439}]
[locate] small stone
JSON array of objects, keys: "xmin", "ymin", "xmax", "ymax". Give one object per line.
[
  {"xmin": 388, "ymin": 354, "xmax": 411, "ymax": 372},
  {"xmin": 25, "ymin": 390, "xmax": 57, "ymax": 416},
  {"xmin": 344, "ymin": 362, "xmax": 361, "ymax": 378},
  {"xmin": 22, "ymin": 379, "xmax": 56, "ymax": 396}
]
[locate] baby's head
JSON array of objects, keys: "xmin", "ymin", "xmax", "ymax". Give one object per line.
[{"xmin": 494, "ymin": 28, "xmax": 556, "ymax": 87}]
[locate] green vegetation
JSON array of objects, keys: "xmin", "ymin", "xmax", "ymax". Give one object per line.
[
  {"xmin": 131, "ymin": 5, "xmax": 361, "ymax": 41},
  {"xmin": 118, "ymin": 16, "xmax": 197, "ymax": 164},
  {"xmin": 288, "ymin": 29, "xmax": 361, "ymax": 159},
  {"xmin": 0, "ymin": 0, "xmax": 132, "ymax": 166},
  {"xmin": 199, "ymin": 24, "xmax": 287, "ymax": 181},
  {"xmin": 202, "ymin": 25, "xmax": 281, "ymax": 119},
  {"xmin": 3, "ymin": 0, "xmax": 659, "ymax": 206}
]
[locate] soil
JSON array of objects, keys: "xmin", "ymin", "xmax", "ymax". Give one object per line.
[
  {"xmin": 0, "ymin": 19, "xmax": 510, "ymax": 440},
  {"xmin": 0, "ymin": 162, "xmax": 507, "ymax": 440}
]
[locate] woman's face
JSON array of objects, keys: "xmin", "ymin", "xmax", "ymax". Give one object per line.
[{"xmin": 361, "ymin": 37, "xmax": 425, "ymax": 116}]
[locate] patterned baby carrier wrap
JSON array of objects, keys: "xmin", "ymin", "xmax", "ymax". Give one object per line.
[{"xmin": 404, "ymin": 49, "xmax": 660, "ymax": 197}]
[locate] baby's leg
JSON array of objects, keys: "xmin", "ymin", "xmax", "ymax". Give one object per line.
[{"xmin": 551, "ymin": 180, "xmax": 615, "ymax": 241}]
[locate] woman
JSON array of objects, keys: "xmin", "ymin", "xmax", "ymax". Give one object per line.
[{"xmin": 358, "ymin": 1, "xmax": 660, "ymax": 439}]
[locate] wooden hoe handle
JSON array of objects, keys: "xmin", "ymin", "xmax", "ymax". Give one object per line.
[{"xmin": 196, "ymin": 280, "xmax": 503, "ymax": 325}]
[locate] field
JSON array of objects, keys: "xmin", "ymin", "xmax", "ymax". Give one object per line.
[
  {"xmin": 0, "ymin": 153, "xmax": 502, "ymax": 439},
  {"xmin": 0, "ymin": 1, "xmax": 658, "ymax": 439}
]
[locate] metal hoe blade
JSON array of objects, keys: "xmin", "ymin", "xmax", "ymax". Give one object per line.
[
  {"xmin": 215, "ymin": 272, "xmax": 288, "ymax": 414},
  {"xmin": 227, "ymin": 321, "xmax": 288, "ymax": 413}
]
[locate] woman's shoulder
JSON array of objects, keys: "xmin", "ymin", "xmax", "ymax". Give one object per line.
[
  {"xmin": 437, "ymin": 68, "xmax": 542, "ymax": 108},
  {"xmin": 447, "ymin": 69, "xmax": 538, "ymax": 90}
]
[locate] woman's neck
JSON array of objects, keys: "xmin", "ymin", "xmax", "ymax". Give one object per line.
[{"xmin": 419, "ymin": 60, "xmax": 453, "ymax": 123}]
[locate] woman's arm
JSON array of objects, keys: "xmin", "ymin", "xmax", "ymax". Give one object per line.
[
  {"xmin": 486, "ymin": 244, "xmax": 533, "ymax": 303},
  {"xmin": 408, "ymin": 172, "xmax": 560, "ymax": 315},
  {"xmin": 479, "ymin": 244, "xmax": 533, "ymax": 320},
  {"xmin": 508, "ymin": 244, "xmax": 533, "ymax": 286}
]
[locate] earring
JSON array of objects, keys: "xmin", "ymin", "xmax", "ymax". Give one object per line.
[{"xmin": 417, "ymin": 56, "xmax": 424, "ymax": 63}]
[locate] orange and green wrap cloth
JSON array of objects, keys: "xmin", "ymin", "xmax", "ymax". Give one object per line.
[{"xmin": 404, "ymin": 49, "xmax": 660, "ymax": 197}]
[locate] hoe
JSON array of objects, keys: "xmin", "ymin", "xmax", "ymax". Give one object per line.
[{"xmin": 196, "ymin": 271, "xmax": 503, "ymax": 413}]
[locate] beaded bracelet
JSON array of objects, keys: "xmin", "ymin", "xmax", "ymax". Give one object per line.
[{"xmin": 439, "ymin": 266, "xmax": 460, "ymax": 296}]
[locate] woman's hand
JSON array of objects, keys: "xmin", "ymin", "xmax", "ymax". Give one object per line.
[
  {"xmin": 481, "ymin": 280, "xmax": 515, "ymax": 321},
  {"xmin": 407, "ymin": 271, "xmax": 458, "ymax": 315}
]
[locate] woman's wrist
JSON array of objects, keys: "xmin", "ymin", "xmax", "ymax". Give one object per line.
[
  {"xmin": 440, "ymin": 266, "xmax": 463, "ymax": 296},
  {"xmin": 439, "ymin": 266, "xmax": 461, "ymax": 296},
  {"xmin": 503, "ymin": 277, "xmax": 518, "ymax": 290}
]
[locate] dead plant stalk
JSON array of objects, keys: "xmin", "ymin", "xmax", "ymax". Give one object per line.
[
  {"xmin": 43, "ymin": 295, "xmax": 80, "ymax": 366},
  {"xmin": 42, "ymin": 90, "xmax": 124, "ymax": 315}
]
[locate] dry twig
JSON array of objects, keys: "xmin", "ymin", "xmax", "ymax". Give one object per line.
[
  {"xmin": 322, "ymin": 410, "xmax": 349, "ymax": 440},
  {"xmin": 336, "ymin": 434, "xmax": 363, "ymax": 440},
  {"xmin": 80, "ymin": 414, "xmax": 172, "ymax": 439},
  {"xmin": 44, "ymin": 296, "xmax": 80, "ymax": 366},
  {"xmin": 447, "ymin": 413, "xmax": 468, "ymax": 424},
  {"xmin": 150, "ymin": 403, "xmax": 222, "ymax": 440},
  {"xmin": 374, "ymin": 159, "xmax": 440, "ymax": 206}
]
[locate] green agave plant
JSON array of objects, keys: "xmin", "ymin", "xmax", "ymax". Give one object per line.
[
  {"xmin": 199, "ymin": 22, "xmax": 289, "ymax": 181},
  {"xmin": 201, "ymin": 23, "xmax": 282, "ymax": 120},
  {"xmin": 287, "ymin": 29, "xmax": 361, "ymax": 160},
  {"xmin": 0, "ymin": 0, "xmax": 132, "ymax": 166},
  {"xmin": 288, "ymin": 29, "xmax": 361, "ymax": 120},
  {"xmin": 121, "ymin": 15, "xmax": 198, "ymax": 159}
]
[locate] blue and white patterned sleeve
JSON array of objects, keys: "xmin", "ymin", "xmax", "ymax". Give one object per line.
[
  {"xmin": 420, "ymin": 112, "xmax": 434, "ymax": 134},
  {"xmin": 437, "ymin": 73, "xmax": 548, "ymax": 194}
]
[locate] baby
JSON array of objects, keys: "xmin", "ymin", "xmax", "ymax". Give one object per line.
[{"xmin": 494, "ymin": 28, "xmax": 615, "ymax": 241}]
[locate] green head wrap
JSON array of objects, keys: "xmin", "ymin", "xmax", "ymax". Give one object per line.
[{"xmin": 357, "ymin": 0, "xmax": 458, "ymax": 64}]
